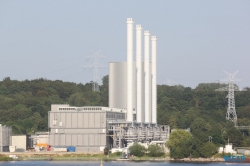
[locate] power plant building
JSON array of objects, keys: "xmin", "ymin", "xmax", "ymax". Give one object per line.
[
  {"xmin": 48, "ymin": 18, "xmax": 169, "ymax": 152},
  {"xmin": 109, "ymin": 18, "xmax": 157, "ymax": 125}
]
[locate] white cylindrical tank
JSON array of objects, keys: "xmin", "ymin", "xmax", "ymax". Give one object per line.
[
  {"xmin": 126, "ymin": 18, "xmax": 134, "ymax": 122},
  {"xmin": 109, "ymin": 62, "xmax": 127, "ymax": 109},
  {"xmin": 144, "ymin": 30, "xmax": 150, "ymax": 123},
  {"xmin": 151, "ymin": 36, "xmax": 157, "ymax": 124},
  {"xmin": 136, "ymin": 25, "xmax": 142, "ymax": 123}
]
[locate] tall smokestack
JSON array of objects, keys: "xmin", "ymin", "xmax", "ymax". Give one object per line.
[
  {"xmin": 136, "ymin": 25, "xmax": 142, "ymax": 123},
  {"xmin": 126, "ymin": 18, "xmax": 134, "ymax": 122},
  {"xmin": 151, "ymin": 36, "xmax": 157, "ymax": 124},
  {"xmin": 144, "ymin": 30, "xmax": 150, "ymax": 124}
]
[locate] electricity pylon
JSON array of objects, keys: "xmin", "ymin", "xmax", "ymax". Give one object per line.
[
  {"xmin": 215, "ymin": 70, "xmax": 241, "ymax": 126},
  {"xmin": 83, "ymin": 51, "xmax": 106, "ymax": 92}
]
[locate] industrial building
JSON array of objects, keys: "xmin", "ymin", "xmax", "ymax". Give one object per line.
[
  {"xmin": 109, "ymin": 19, "xmax": 157, "ymax": 124},
  {"xmin": 11, "ymin": 135, "xmax": 31, "ymax": 152},
  {"xmin": 48, "ymin": 18, "xmax": 170, "ymax": 152},
  {"xmin": 0, "ymin": 124, "xmax": 12, "ymax": 152},
  {"xmin": 49, "ymin": 105, "xmax": 127, "ymax": 152}
]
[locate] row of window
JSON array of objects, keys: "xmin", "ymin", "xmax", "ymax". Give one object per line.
[
  {"xmin": 58, "ymin": 107, "xmax": 125, "ymax": 113},
  {"xmin": 58, "ymin": 108, "xmax": 76, "ymax": 111},
  {"xmin": 58, "ymin": 107, "xmax": 103, "ymax": 111},
  {"xmin": 106, "ymin": 112, "xmax": 125, "ymax": 119},
  {"xmin": 82, "ymin": 107, "xmax": 102, "ymax": 110}
]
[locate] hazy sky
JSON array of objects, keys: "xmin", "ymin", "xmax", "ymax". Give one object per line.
[{"xmin": 0, "ymin": 0, "xmax": 249, "ymax": 88}]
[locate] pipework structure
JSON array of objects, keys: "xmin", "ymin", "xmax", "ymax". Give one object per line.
[{"xmin": 107, "ymin": 124, "xmax": 169, "ymax": 149}]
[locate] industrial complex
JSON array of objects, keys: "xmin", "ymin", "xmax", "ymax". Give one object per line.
[
  {"xmin": 0, "ymin": 18, "xmax": 170, "ymax": 153},
  {"xmin": 48, "ymin": 18, "xmax": 170, "ymax": 152}
]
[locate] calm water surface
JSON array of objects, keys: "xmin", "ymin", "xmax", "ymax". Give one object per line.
[{"xmin": 0, "ymin": 161, "xmax": 248, "ymax": 166}]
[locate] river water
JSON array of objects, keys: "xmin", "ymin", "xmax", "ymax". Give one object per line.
[{"xmin": 0, "ymin": 161, "xmax": 248, "ymax": 166}]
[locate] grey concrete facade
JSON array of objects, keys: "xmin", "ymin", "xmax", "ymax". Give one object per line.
[
  {"xmin": 48, "ymin": 105, "xmax": 170, "ymax": 153},
  {"xmin": 0, "ymin": 125, "xmax": 12, "ymax": 152},
  {"xmin": 49, "ymin": 104, "xmax": 126, "ymax": 152}
]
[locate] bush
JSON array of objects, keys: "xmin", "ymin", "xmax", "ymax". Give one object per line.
[
  {"xmin": 103, "ymin": 147, "xmax": 109, "ymax": 155},
  {"xmin": 199, "ymin": 142, "xmax": 218, "ymax": 158},
  {"xmin": 167, "ymin": 129, "xmax": 192, "ymax": 159},
  {"xmin": 129, "ymin": 143, "xmax": 146, "ymax": 157},
  {"xmin": 148, "ymin": 144, "xmax": 165, "ymax": 157},
  {"xmin": 109, "ymin": 152, "xmax": 122, "ymax": 158}
]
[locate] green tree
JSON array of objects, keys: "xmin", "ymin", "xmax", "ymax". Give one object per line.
[
  {"xmin": 129, "ymin": 143, "xmax": 146, "ymax": 157},
  {"xmin": 190, "ymin": 118, "xmax": 211, "ymax": 142},
  {"xmin": 242, "ymin": 137, "xmax": 250, "ymax": 147},
  {"xmin": 199, "ymin": 142, "xmax": 217, "ymax": 158},
  {"xmin": 147, "ymin": 144, "xmax": 165, "ymax": 157},
  {"xmin": 224, "ymin": 127, "xmax": 243, "ymax": 147},
  {"xmin": 167, "ymin": 129, "xmax": 192, "ymax": 159},
  {"xmin": 187, "ymin": 137, "xmax": 203, "ymax": 158}
]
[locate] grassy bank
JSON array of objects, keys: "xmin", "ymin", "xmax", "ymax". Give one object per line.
[
  {"xmin": 2, "ymin": 153, "xmax": 122, "ymax": 161},
  {"xmin": 0, "ymin": 154, "xmax": 13, "ymax": 161}
]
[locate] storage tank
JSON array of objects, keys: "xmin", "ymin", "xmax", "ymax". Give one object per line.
[{"xmin": 109, "ymin": 62, "xmax": 136, "ymax": 114}]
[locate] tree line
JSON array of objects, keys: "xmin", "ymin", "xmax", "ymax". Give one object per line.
[{"xmin": 0, "ymin": 76, "xmax": 108, "ymax": 134}]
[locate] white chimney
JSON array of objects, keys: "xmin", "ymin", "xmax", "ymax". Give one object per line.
[
  {"xmin": 144, "ymin": 30, "xmax": 150, "ymax": 124},
  {"xmin": 136, "ymin": 25, "xmax": 142, "ymax": 123},
  {"xmin": 151, "ymin": 36, "xmax": 157, "ymax": 124},
  {"xmin": 126, "ymin": 18, "xmax": 134, "ymax": 122}
]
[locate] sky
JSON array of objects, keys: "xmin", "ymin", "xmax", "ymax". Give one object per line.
[{"xmin": 0, "ymin": 0, "xmax": 249, "ymax": 89}]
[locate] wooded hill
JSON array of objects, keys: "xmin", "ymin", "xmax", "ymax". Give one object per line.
[{"xmin": 0, "ymin": 76, "xmax": 250, "ymax": 148}]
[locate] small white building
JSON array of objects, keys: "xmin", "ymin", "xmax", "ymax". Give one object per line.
[
  {"xmin": 32, "ymin": 132, "xmax": 49, "ymax": 145},
  {"xmin": 11, "ymin": 135, "xmax": 30, "ymax": 152},
  {"xmin": 218, "ymin": 147, "xmax": 224, "ymax": 153},
  {"xmin": 224, "ymin": 143, "xmax": 237, "ymax": 154},
  {"xmin": 245, "ymin": 150, "xmax": 250, "ymax": 155}
]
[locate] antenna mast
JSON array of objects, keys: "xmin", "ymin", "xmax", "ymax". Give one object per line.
[
  {"xmin": 83, "ymin": 51, "xmax": 106, "ymax": 92},
  {"xmin": 215, "ymin": 70, "xmax": 241, "ymax": 126}
]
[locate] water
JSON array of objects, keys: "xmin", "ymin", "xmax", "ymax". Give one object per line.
[{"xmin": 0, "ymin": 161, "xmax": 248, "ymax": 166}]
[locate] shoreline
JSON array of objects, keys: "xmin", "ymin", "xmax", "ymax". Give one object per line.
[{"xmin": 0, "ymin": 152, "xmax": 225, "ymax": 163}]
